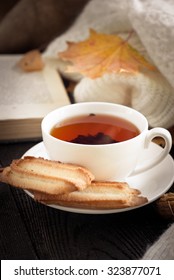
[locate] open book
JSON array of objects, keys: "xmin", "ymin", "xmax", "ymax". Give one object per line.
[{"xmin": 0, "ymin": 55, "xmax": 70, "ymax": 141}]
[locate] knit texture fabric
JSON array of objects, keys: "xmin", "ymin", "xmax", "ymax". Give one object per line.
[
  {"xmin": 74, "ymin": 72, "xmax": 174, "ymax": 128},
  {"xmin": 45, "ymin": 0, "xmax": 174, "ymax": 128},
  {"xmin": 142, "ymin": 223, "xmax": 174, "ymax": 259}
]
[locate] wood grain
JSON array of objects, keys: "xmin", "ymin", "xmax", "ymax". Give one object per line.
[{"xmin": 0, "ymin": 141, "xmax": 173, "ymax": 259}]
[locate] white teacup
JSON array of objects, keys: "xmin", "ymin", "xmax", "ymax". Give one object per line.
[{"xmin": 41, "ymin": 102, "xmax": 172, "ymax": 181}]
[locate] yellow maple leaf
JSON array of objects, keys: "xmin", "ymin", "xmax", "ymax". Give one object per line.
[{"xmin": 59, "ymin": 29, "xmax": 156, "ymax": 79}]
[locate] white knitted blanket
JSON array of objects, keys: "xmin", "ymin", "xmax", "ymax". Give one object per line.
[
  {"xmin": 45, "ymin": 0, "xmax": 174, "ymax": 128},
  {"xmin": 142, "ymin": 223, "xmax": 174, "ymax": 260}
]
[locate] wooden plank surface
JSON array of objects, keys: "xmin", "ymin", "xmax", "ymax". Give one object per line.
[{"xmin": 0, "ymin": 141, "xmax": 173, "ymax": 259}]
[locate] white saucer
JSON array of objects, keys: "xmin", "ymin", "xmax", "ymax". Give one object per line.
[{"xmin": 23, "ymin": 142, "xmax": 174, "ymax": 214}]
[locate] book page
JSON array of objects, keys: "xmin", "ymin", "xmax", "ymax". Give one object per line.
[{"xmin": 0, "ymin": 55, "xmax": 70, "ymax": 120}]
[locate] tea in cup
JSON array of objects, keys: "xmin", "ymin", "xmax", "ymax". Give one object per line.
[{"xmin": 42, "ymin": 102, "xmax": 172, "ymax": 181}]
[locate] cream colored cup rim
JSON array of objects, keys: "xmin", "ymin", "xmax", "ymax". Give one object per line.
[{"xmin": 41, "ymin": 102, "xmax": 148, "ymax": 147}]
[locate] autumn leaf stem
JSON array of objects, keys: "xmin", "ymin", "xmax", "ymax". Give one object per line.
[{"xmin": 125, "ymin": 30, "xmax": 135, "ymax": 43}]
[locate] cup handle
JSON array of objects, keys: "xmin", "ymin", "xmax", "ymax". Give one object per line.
[{"xmin": 131, "ymin": 128, "xmax": 172, "ymax": 176}]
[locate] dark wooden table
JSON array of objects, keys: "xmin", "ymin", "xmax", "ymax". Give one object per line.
[{"xmin": 0, "ymin": 141, "xmax": 174, "ymax": 260}]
